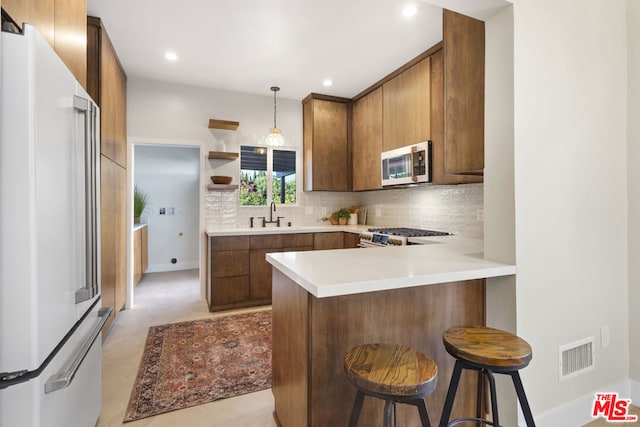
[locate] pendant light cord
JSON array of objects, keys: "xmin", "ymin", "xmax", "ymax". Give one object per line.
[{"xmin": 271, "ymin": 86, "xmax": 279, "ymax": 129}]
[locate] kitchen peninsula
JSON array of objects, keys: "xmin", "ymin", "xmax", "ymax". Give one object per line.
[{"xmin": 266, "ymin": 237, "xmax": 516, "ymax": 426}]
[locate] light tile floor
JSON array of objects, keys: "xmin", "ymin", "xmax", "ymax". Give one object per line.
[
  {"xmin": 584, "ymin": 405, "xmax": 640, "ymax": 426},
  {"xmin": 98, "ymin": 269, "xmax": 275, "ymax": 427}
]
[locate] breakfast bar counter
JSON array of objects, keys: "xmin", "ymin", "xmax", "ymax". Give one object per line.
[{"xmin": 266, "ymin": 237, "xmax": 515, "ymax": 427}]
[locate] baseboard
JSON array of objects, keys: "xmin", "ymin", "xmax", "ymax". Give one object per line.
[
  {"xmin": 146, "ymin": 261, "xmax": 199, "ymax": 273},
  {"xmin": 529, "ymin": 379, "xmax": 632, "ymax": 426}
]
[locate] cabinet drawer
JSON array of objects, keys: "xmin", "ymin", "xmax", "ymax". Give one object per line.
[
  {"xmin": 282, "ymin": 233, "xmax": 314, "ymax": 248},
  {"xmin": 314, "ymin": 232, "xmax": 344, "ymax": 250},
  {"xmin": 211, "ymin": 236, "xmax": 250, "ymax": 251},
  {"xmin": 251, "ymin": 234, "xmax": 283, "ymax": 249},
  {"xmin": 211, "ymin": 276, "xmax": 250, "ymax": 306},
  {"xmin": 211, "ymin": 250, "xmax": 249, "ymax": 277}
]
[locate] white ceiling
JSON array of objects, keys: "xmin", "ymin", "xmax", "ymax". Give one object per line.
[{"xmin": 86, "ymin": 0, "xmax": 447, "ymax": 101}]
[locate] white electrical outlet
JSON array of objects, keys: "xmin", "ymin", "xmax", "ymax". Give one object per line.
[
  {"xmin": 477, "ymin": 209, "xmax": 484, "ymax": 222},
  {"xmin": 375, "ymin": 208, "xmax": 382, "ymax": 217},
  {"xmin": 305, "ymin": 207, "xmax": 314, "ymax": 215},
  {"xmin": 601, "ymin": 326, "xmax": 610, "ymax": 348},
  {"xmin": 321, "ymin": 207, "xmax": 327, "ymax": 216}
]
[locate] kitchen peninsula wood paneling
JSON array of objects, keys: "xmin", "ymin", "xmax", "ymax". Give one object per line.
[
  {"xmin": 303, "ymin": 94, "xmax": 351, "ymax": 192},
  {"xmin": 133, "ymin": 225, "xmax": 148, "ymax": 286},
  {"xmin": 352, "ymin": 87, "xmax": 383, "ymax": 191},
  {"xmin": 272, "ymin": 270, "xmax": 485, "ymax": 426},
  {"xmin": 2, "ymin": 0, "xmax": 86, "ymax": 86},
  {"xmin": 88, "ymin": 17, "xmax": 128, "ymax": 331},
  {"xmin": 382, "ymin": 57, "xmax": 431, "ymax": 152}
]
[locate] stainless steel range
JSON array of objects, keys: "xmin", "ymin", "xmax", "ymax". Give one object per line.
[{"xmin": 359, "ymin": 227, "xmax": 450, "ymax": 247}]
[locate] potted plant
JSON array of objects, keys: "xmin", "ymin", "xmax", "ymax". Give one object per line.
[
  {"xmin": 133, "ymin": 185, "xmax": 148, "ymax": 224},
  {"xmin": 335, "ymin": 208, "xmax": 351, "ymax": 225}
]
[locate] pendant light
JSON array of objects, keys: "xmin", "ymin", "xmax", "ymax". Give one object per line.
[{"xmin": 265, "ymin": 86, "xmax": 285, "ymax": 147}]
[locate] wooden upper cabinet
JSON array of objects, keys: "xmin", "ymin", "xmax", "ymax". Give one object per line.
[
  {"xmin": 2, "ymin": 0, "xmax": 54, "ymax": 45},
  {"xmin": 352, "ymin": 87, "xmax": 383, "ymax": 191},
  {"xmin": 303, "ymin": 95, "xmax": 350, "ymax": 192},
  {"xmin": 87, "ymin": 17, "xmax": 128, "ymax": 168},
  {"xmin": 443, "ymin": 9, "xmax": 485, "ymax": 175},
  {"xmin": 382, "ymin": 57, "xmax": 431, "ymax": 152},
  {"xmin": 430, "ymin": 49, "xmax": 482, "ymax": 185},
  {"xmin": 53, "ymin": 0, "xmax": 86, "ymax": 87},
  {"xmin": 2, "ymin": 0, "xmax": 86, "ymax": 86}
]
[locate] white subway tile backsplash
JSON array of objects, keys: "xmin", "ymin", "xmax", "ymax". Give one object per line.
[{"xmin": 205, "ymin": 183, "xmax": 484, "ymax": 238}]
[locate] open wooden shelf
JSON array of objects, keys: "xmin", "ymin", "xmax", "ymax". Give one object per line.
[
  {"xmin": 207, "ymin": 183, "xmax": 239, "ymax": 191},
  {"xmin": 209, "ymin": 119, "xmax": 239, "ymax": 131},
  {"xmin": 208, "ymin": 151, "xmax": 239, "ymax": 160}
]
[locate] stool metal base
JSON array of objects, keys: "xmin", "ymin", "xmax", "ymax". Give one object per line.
[
  {"xmin": 348, "ymin": 388, "xmax": 432, "ymax": 427},
  {"xmin": 439, "ymin": 359, "xmax": 535, "ymax": 427}
]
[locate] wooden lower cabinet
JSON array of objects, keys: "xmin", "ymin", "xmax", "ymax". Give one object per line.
[
  {"xmin": 343, "ymin": 231, "xmax": 360, "ymax": 249},
  {"xmin": 272, "ymin": 271, "xmax": 486, "ymax": 427},
  {"xmin": 133, "ymin": 225, "xmax": 148, "ymax": 286},
  {"xmin": 208, "ymin": 232, "xmax": 350, "ymax": 311}
]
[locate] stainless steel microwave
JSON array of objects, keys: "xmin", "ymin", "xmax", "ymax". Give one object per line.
[{"xmin": 381, "ymin": 141, "xmax": 431, "ymax": 186}]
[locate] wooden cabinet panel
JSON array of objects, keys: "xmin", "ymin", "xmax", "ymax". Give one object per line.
[
  {"xmin": 100, "ymin": 156, "xmax": 126, "ymax": 331},
  {"xmin": 211, "ymin": 250, "xmax": 249, "ymax": 278},
  {"xmin": 250, "ymin": 249, "xmax": 276, "ymax": 301},
  {"xmin": 303, "ymin": 96, "xmax": 350, "ymax": 192},
  {"xmin": 2, "ymin": 0, "xmax": 54, "ymax": 45},
  {"xmin": 87, "ymin": 17, "xmax": 127, "ymax": 168},
  {"xmin": 211, "ymin": 235, "xmax": 250, "ymax": 251},
  {"xmin": 314, "ymin": 232, "xmax": 344, "ymax": 251},
  {"xmin": 53, "ymin": 0, "xmax": 86, "ymax": 87},
  {"xmin": 282, "ymin": 233, "xmax": 314, "ymax": 248},
  {"xmin": 141, "ymin": 226, "xmax": 148, "ymax": 273},
  {"xmin": 382, "ymin": 57, "xmax": 431, "ymax": 152},
  {"xmin": 430, "ymin": 49, "xmax": 482, "ymax": 185},
  {"xmin": 443, "ymin": 9, "xmax": 485, "ymax": 175},
  {"xmin": 133, "ymin": 229, "xmax": 142, "ymax": 285},
  {"xmin": 352, "ymin": 87, "xmax": 383, "ymax": 191},
  {"xmin": 251, "ymin": 234, "xmax": 283, "ymax": 250},
  {"xmin": 211, "ymin": 276, "xmax": 250, "ymax": 306},
  {"xmin": 343, "ymin": 232, "xmax": 360, "ymax": 249}
]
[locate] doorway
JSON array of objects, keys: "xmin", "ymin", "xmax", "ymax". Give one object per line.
[{"xmin": 128, "ymin": 141, "xmax": 205, "ymax": 308}]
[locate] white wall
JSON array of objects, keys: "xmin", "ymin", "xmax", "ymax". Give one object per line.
[
  {"xmin": 513, "ymin": 0, "xmax": 629, "ymax": 419},
  {"xmin": 134, "ymin": 145, "xmax": 199, "ymax": 272},
  {"xmin": 628, "ymin": 0, "xmax": 640, "ymax": 384}
]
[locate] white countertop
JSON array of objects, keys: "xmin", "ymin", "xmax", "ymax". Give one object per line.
[
  {"xmin": 266, "ymin": 236, "xmax": 516, "ymax": 298},
  {"xmin": 206, "ymin": 224, "xmax": 368, "ymax": 237},
  {"xmin": 133, "ymin": 223, "xmax": 148, "ymax": 231}
]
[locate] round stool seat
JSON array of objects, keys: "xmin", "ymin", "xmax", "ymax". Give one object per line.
[
  {"xmin": 344, "ymin": 343, "xmax": 438, "ymax": 398},
  {"xmin": 443, "ymin": 326, "xmax": 532, "ymax": 370}
]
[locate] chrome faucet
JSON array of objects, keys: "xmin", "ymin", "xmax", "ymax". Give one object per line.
[{"xmin": 270, "ymin": 201, "xmax": 276, "ymax": 223}]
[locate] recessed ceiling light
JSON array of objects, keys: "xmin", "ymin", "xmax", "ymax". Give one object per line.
[
  {"xmin": 322, "ymin": 79, "xmax": 333, "ymax": 87},
  {"xmin": 402, "ymin": 5, "xmax": 417, "ymax": 17},
  {"xmin": 165, "ymin": 51, "xmax": 178, "ymax": 61}
]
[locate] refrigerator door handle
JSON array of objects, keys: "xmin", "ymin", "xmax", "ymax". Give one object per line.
[
  {"xmin": 73, "ymin": 95, "xmax": 99, "ymax": 304},
  {"xmin": 44, "ymin": 307, "xmax": 112, "ymax": 394}
]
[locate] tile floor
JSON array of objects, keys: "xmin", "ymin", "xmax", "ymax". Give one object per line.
[
  {"xmin": 98, "ymin": 269, "xmax": 275, "ymax": 427},
  {"xmin": 584, "ymin": 405, "xmax": 640, "ymax": 426}
]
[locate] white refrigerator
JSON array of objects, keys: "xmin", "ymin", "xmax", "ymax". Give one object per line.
[{"xmin": 0, "ymin": 25, "xmax": 110, "ymax": 426}]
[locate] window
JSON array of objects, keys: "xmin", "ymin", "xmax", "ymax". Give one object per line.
[{"xmin": 240, "ymin": 145, "xmax": 297, "ymax": 206}]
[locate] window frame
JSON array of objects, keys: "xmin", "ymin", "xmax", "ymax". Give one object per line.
[{"xmin": 239, "ymin": 144, "xmax": 299, "ymax": 207}]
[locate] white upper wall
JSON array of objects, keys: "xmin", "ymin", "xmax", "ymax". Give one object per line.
[
  {"xmin": 513, "ymin": 0, "xmax": 629, "ymax": 415},
  {"xmin": 628, "ymin": 0, "xmax": 640, "ymax": 382}
]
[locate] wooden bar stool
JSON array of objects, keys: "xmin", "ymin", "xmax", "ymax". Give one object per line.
[
  {"xmin": 439, "ymin": 326, "xmax": 535, "ymax": 427},
  {"xmin": 344, "ymin": 343, "xmax": 438, "ymax": 427}
]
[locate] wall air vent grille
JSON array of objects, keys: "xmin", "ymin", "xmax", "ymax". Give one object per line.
[{"xmin": 559, "ymin": 337, "xmax": 594, "ymax": 380}]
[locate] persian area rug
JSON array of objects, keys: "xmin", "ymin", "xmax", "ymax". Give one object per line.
[{"xmin": 123, "ymin": 310, "xmax": 272, "ymax": 422}]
